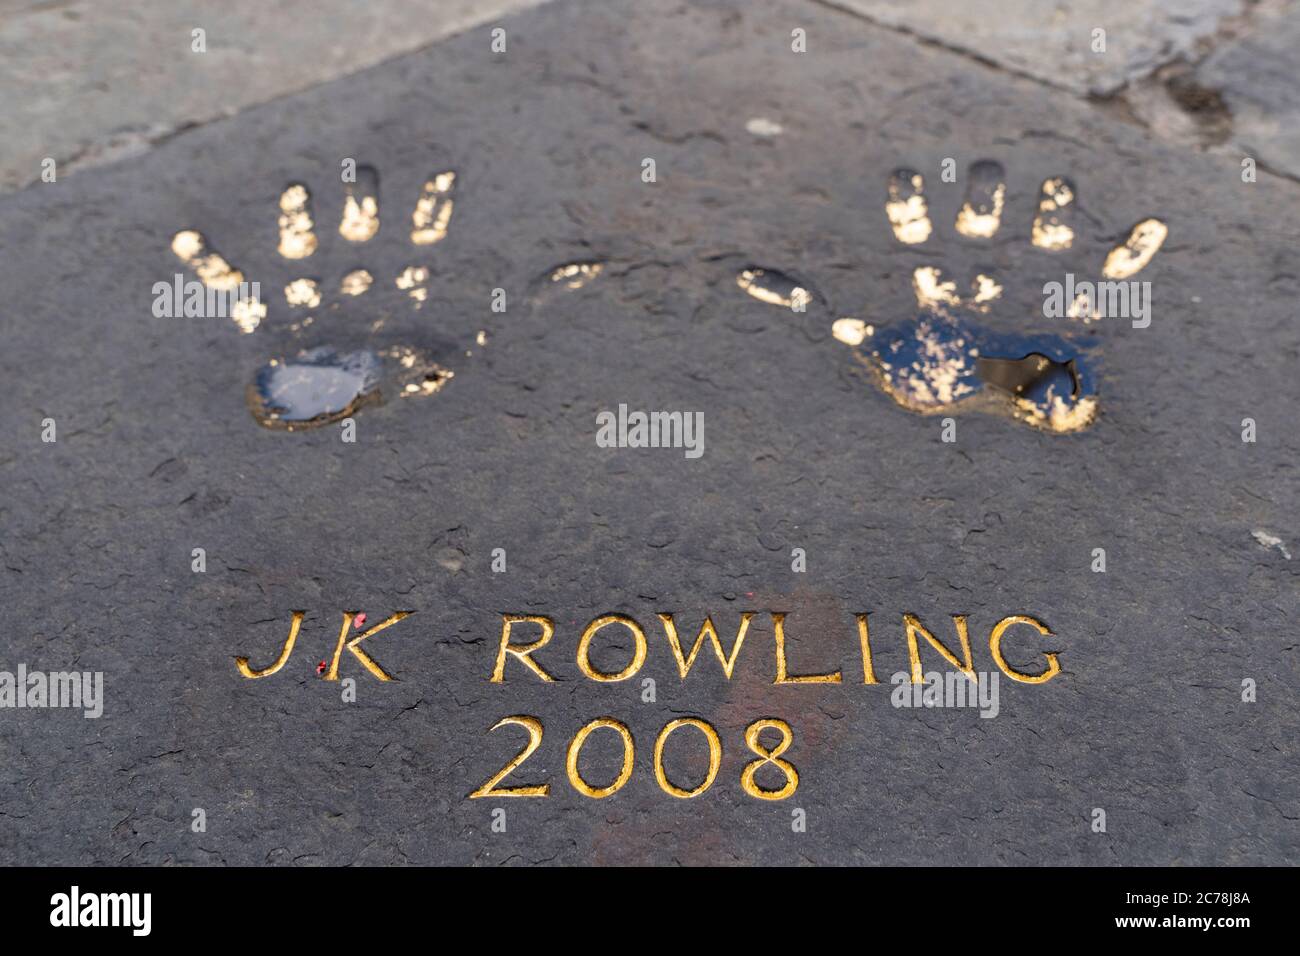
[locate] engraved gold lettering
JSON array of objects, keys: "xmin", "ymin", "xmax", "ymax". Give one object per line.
[
  {"xmin": 234, "ymin": 610, "xmax": 305, "ymax": 678},
  {"xmin": 658, "ymin": 613, "xmax": 751, "ymax": 679},
  {"xmin": 470, "ymin": 716, "xmax": 549, "ymax": 798},
  {"xmin": 576, "ymin": 614, "xmax": 647, "ymax": 682},
  {"xmin": 566, "ymin": 717, "xmax": 635, "ymax": 798},
  {"xmin": 773, "ymin": 612, "xmax": 841, "ymax": 684},
  {"xmin": 490, "ymin": 615, "xmax": 556, "ymax": 683},
  {"xmin": 326, "ymin": 611, "xmax": 411, "ymax": 681},
  {"xmin": 653, "ymin": 718, "xmax": 722, "ymax": 798},
  {"xmin": 740, "ymin": 718, "xmax": 799, "ymax": 800},
  {"xmin": 904, "ymin": 613, "xmax": 975, "ymax": 683},
  {"xmin": 989, "ymin": 614, "xmax": 1061, "ymax": 684},
  {"xmin": 856, "ymin": 613, "xmax": 879, "ymax": 684}
]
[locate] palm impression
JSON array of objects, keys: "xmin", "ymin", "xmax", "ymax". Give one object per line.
[
  {"xmin": 738, "ymin": 160, "xmax": 1168, "ymax": 433},
  {"xmin": 170, "ymin": 168, "xmax": 472, "ymax": 430}
]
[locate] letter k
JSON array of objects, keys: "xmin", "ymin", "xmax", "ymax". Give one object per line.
[{"xmin": 326, "ymin": 611, "xmax": 412, "ymax": 681}]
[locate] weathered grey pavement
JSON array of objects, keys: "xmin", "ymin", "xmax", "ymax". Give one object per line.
[{"xmin": 1, "ymin": 0, "xmax": 1296, "ymax": 865}]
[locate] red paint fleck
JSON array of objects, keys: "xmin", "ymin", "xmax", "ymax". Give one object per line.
[{"xmin": 353, "ymin": 612, "xmax": 366, "ymax": 629}]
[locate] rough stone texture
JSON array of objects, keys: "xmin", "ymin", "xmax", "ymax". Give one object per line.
[
  {"xmin": 1197, "ymin": 3, "xmax": 1300, "ymax": 179},
  {"xmin": 0, "ymin": 0, "xmax": 547, "ymax": 195},
  {"xmin": 821, "ymin": 0, "xmax": 1242, "ymax": 95},
  {"xmin": 0, "ymin": 0, "xmax": 1296, "ymax": 865}
]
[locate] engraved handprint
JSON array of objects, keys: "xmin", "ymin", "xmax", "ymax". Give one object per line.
[{"xmin": 739, "ymin": 161, "xmax": 1167, "ymax": 433}]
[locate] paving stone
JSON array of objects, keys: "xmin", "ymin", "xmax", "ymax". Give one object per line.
[
  {"xmin": 0, "ymin": 0, "xmax": 1295, "ymax": 865},
  {"xmin": 823, "ymin": 0, "xmax": 1243, "ymax": 95},
  {"xmin": 1197, "ymin": 3, "xmax": 1300, "ymax": 180},
  {"xmin": 0, "ymin": 0, "xmax": 547, "ymax": 195}
]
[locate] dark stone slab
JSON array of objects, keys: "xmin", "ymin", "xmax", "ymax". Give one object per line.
[{"xmin": 0, "ymin": 0, "xmax": 1295, "ymax": 865}]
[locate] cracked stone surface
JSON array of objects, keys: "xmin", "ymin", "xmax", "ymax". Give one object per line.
[
  {"xmin": 822, "ymin": 0, "xmax": 1243, "ymax": 95},
  {"xmin": 0, "ymin": 0, "xmax": 1296, "ymax": 865}
]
